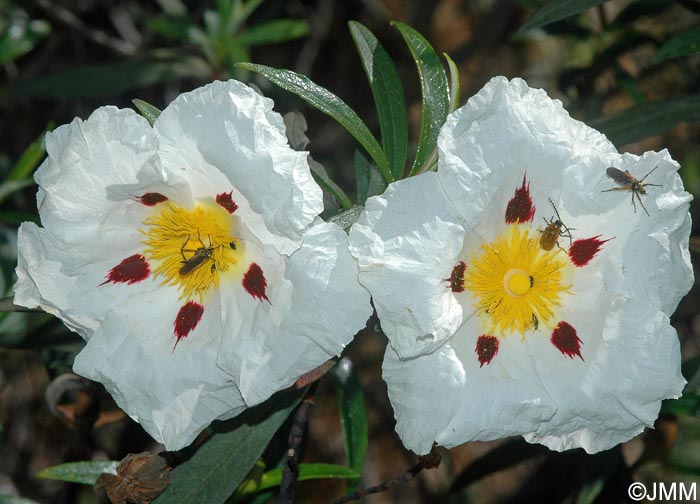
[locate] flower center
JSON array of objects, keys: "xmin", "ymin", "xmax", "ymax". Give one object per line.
[
  {"xmin": 466, "ymin": 226, "xmax": 570, "ymax": 335},
  {"xmin": 142, "ymin": 202, "xmax": 239, "ymax": 300}
]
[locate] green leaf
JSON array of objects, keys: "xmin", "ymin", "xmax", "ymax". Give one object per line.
[
  {"xmin": 520, "ymin": 0, "xmax": 610, "ymax": 32},
  {"xmin": 451, "ymin": 438, "xmax": 549, "ymax": 490},
  {"xmin": 328, "ymin": 206, "xmax": 364, "ymax": 232},
  {"xmin": 36, "ymin": 460, "xmax": 119, "ymax": 485},
  {"xmin": 7, "ymin": 123, "xmax": 52, "ymax": 182},
  {"xmin": 0, "ymin": 211, "xmax": 39, "ymax": 225},
  {"xmin": 590, "ymin": 95, "xmax": 700, "ymax": 146},
  {"xmin": 0, "ymin": 180, "xmax": 34, "ymax": 205},
  {"xmin": 349, "ymin": 21, "xmax": 408, "ymax": 180},
  {"xmin": 236, "ymin": 19, "xmax": 310, "ymax": 47},
  {"xmin": 309, "ymin": 158, "xmax": 353, "ymax": 210},
  {"xmin": 444, "ymin": 53, "xmax": 461, "ymax": 113},
  {"xmin": 655, "ymin": 27, "xmax": 700, "ymax": 63},
  {"xmin": 392, "ymin": 21, "xmax": 449, "ymax": 177},
  {"xmin": 154, "ymin": 389, "xmax": 304, "ymax": 504},
  {"xmin": 238, "ymin": 63, "xmax": 393, "ymax": 183},
  {"xmin": 354, "ymin": 149, "xmax": 386, "ymax": 205},
  {"xmin": 8, "ymin": 54, "xmax": 210, "ymax": 99},
  {"xmin": 258, "ymin": 463, "xmax": 360, "ymax": 492},
  {"xmin": 147, "ymin": 16, "xmax": 195, "ymax": 40},
  {"xmin": 132, "ymin": 99, "xmax": 162, "ymax": 126},
  {"xmin": 333, "ymin": 358, "xmax": 368, "ymax": 492}
]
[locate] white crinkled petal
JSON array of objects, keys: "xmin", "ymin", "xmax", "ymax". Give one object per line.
[
  {"xmin": 217, "ymin": 222, "xmax": 371, "ymax": 406},
  {"xmin": 522, "ymin": 295, "xmax": 685, "ymax": 453},
  {"xmin": 154, "ymin": 80, "xmax": 323, "ymax": 255},
  {"xmin": 349, "ymin": 172, "xmax": 466, "ymax": 359},
  {"xmin": 383, "ymin": 331, "xmax": 558, "ymax": 455},
  {"xmin": 73, "ymin": 288, "xmax": 245, "ymax": 451}
]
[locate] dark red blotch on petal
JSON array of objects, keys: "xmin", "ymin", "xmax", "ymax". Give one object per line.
[
  {"xmin": 568, "ymin": 236, "xmax": 613, "ymax": 267},
  {"xmin": 243, "ymin": 262, "xmax": 270, "ymax": 303},
  {"xmin": 551, "ymin": 321, "xmax": 584, "ymax": 360},
  {"xmin": 100, "ymin": 254, "xmax": 150, "ymax": 286},
  {"xmin": 447, "ymin": 261, "xmax": 467, "ymax": 293},
  {"xmin": 137, "ymin": 193, "xmax": 168, "ymax": 206},
  {"xmin": 475, "ymin": 335, "xmax": 499, "ymax": 367},
  {"xmin": 505, "ymin": 174, "xmax": 536, "ymax": 224},
  {"xmin": 173, "ymin": 301, "xmax": 204, "ymax": 348},
  {"xmin": 216, "ymin": 191, "xmax": 239, "ymax": 214}
]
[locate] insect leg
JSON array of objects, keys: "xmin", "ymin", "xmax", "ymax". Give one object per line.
[
  {"xmin": 180, "ymin": 235, "xmax": 190, "ymax": 261},
  {"xmin": 639, "ymin": 165, "xmax": 658, "ymax": 183},
  {"xmin": 636, "ymin": 191, "xmax": 650, "ymax": 216}
]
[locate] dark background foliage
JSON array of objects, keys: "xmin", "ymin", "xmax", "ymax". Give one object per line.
[{"xmin": 1, "ymin": 0, "xmax": 700, "ymax": 502}]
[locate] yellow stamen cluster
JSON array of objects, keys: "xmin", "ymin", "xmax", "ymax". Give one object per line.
[
  {"xmin": 466, "ymin": 226, "xmax": 570, "ymax": 335},
  {"xmin": 143, "ymin": 202, "xmax": 240, "ymax": 300}
]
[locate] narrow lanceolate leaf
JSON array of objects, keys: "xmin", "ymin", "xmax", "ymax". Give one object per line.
[
  {"xmin": 655, "ymin": 27, "xmax": 700, "ymax": 63},
  {"xmin": 238, "ymin": 62, "xmax": 393, "ymax": 183},
  {"xmin": 308, "ymin": 158, "xmax": 353, "ymax": 210},
  {"xmin": 354, "ymin": 149, "xmax": 386, "ymax": 205},
  {"xmin": 8, "ymin": 123, "xmax": 53, "ymax": 181},
  {"xmin": 36, "ymin": 461, "xmax": 119, "ymax": 485},
  {"xmin": 132, "ymin": 99, "xmax": 162, "ymax": 126},
  {"xmin": 349, "ymin": 21, "xmax": 408, "ymax": 180},
  {"xmin": 236, "ymin": 19, "xmax": 310, "ymax": 47},
  {"xmin": 392, "ymin": 22, "xmax": 449, "ymax": 177},
  {"xmin": 444, "ymin": 53, "xmax": 461, "ymax": 113},
  {"xmin": 154, "ymin": 389, "xmax": 304, "ymax": 504},
  {"xmin": 328, "ymin": 206, "xmax": 364, "ymax": 232},
  {"xmin": 257, "ymin": 463, "xmax": 360, "ymax": 492},
  {"xmin": 520, "ymin": 0, "xmax": 610, "ymax": 32},
  {"xmin": 332, "ymin": 357, "xmax": 368, "ymax": 492},
  {"xmin": 590, "ymin": 95, "xmax": 700, "ymax": 146}
]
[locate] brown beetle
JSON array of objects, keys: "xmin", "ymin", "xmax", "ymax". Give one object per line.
[
  {"xmin": 179, "ymin": 232, "xmax": 218, "ymax": 276},
  {"xmin": 539, "ymin": 198, "xmax": 574, "ymax": 251},
  {"xmin": 601, "ymin": 166, "xmax": 661, "ymax": 216}
]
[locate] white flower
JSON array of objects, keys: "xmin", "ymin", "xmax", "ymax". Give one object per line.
[
  {"xmin": 14, "ymin": 80, "xmax": 372, "ymax": 450},
  {"xmin": 349, "ymin": 77, "xmax": 692, "ymax": 454}
]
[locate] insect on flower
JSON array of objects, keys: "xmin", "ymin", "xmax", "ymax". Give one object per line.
[
  {"xmin": 602, "ymin": 166, "xmax": 661, "ymax": 216},
  {"xmin": 539, "ymin": 198, "xmax": 574, "ymax": 251},
  {"xmin": 179, "ymin": 232, "xmax": 219, "ymax": 276}
]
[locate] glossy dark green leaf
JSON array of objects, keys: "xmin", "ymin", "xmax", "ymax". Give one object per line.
[
  {"xmin": 655, "ymin": 27, "xmax": 700, "ymax": 63},
  {"xmin": 0, "ymin": 15, "xmax": 50, "ymax": 66},
  {"xmin": 392, "ymin": 22, "xmax": 449, "ymax": 176},
  {"xmin": 7, "ymin": 123, "xmax": 52, "ymax": 181},
  {"xmin": 154, "ymin": 389, "xmax": 304, "ymax": 504},
  {"xmin": 333, "ymin": 358, "xmax": 368, "ymax": 491},
  {"xmin": 520, "ymin": 0, "xmax": 610, "ymax": 32},
  {"xmin": 349, "ymin": 21, "xmax": 408, "ymax": 180},
  {"xmin": 36, "ymin": 460, "xmax": 119, "ymax": 485},
  {"xmin": 256, "ymin": 463, "xmax": 360, "ymax": 493},
  {"xmin": 237, "ymin": 19, "xmax": 310, "ymax": 47},
  {"xmin": 590, "ymin": 95, "xmax": 700, "ymax": 146},
  {"xmin": 132, "ymin": 99, "xmax": 162, "ymax": 126},
  {"xmin": 661, "ymin": 392, "xmax": 700, "ymax": 416},
  {"xmin": 238, "ymin": 63, "xmax": 393, "ymax": 183},
  {"xmin": 8, "ymin": 55, "xmax": 210, "ymax": 99},
  {"xmin": 0, "ymin": 211, "xmax": 39, "ymax": 225},
  {"xmin": 328, "ymin": 206, "xmax": 363, "ymax": 232},
  {"xmin": 451, "ymin": 437, "xmax": 549, "ymax": 491},
  {"xmin": 309, "ymin": 158, "xmax": 353, "ymax": 210}
]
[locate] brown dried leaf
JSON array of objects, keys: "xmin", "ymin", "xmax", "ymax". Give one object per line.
[{"xmin": 96, "ymin": 452, "xmax": 171, "ymax": 504}]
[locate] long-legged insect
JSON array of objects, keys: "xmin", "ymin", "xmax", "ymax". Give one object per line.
[
  {"xmin": 179, "ymin": 231, "xmax": 218, "ymax": 276},
  {"xmin": 539, "ymin": 198, "xmax": 575, "ymax": 251},
  {"xmin": 602, "ymin": 166, "xmax": 661, "ymax": 216}
]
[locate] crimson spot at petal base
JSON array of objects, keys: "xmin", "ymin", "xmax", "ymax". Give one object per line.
[
  {"xmin": 174, "ymin": 301, "xmax": 204, "ymax": 347},
  {"xmin": 475, "ymin": 335, "xmax": 499, "ymax": 367},
  {"xmin": 243, "ymin": 263, "xmax": 270, "ymax": 302},
  {"xmin": 551, "ymin": 321, "xmax": 584, "ymax": 360},
  {"xmin": 216, "ymin": 192, "xmax": 239, "ymax": 214},
  {"xmin": 568, "ymin": 236, "xmax": 613, "ymax": 267},
  {"xmin": 505, "ymin": 174, "xmax": 535, "ymax": 224},
  {"xmin": 100, "ymin": 254, "xmax": 150, "ymax": 286},
  {"xmin": 137, "ymin": 193, "xmax": 168, "ymax": 206},
  {"xmin": 447, "ymin": 261, "xmax": 466, "ymax": 292}
]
